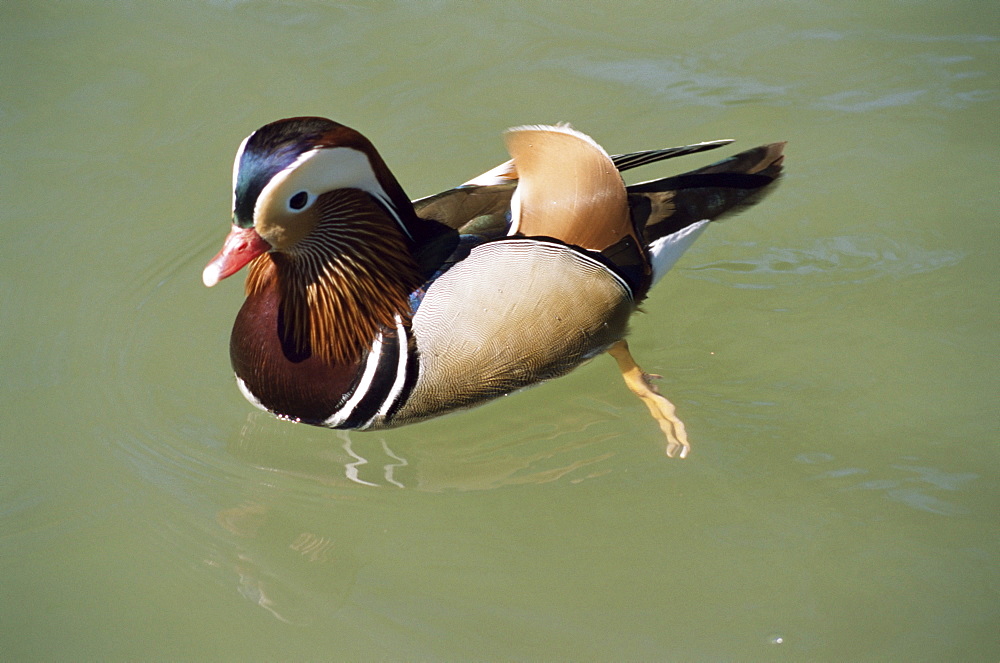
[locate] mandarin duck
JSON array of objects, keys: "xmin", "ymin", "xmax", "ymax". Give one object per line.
[{"xmin": 204, "ymin": 117, "xmax": 784, "ymax": 458}]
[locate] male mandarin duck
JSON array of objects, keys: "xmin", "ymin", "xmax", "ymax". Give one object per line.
[{"xmin": 204, "ymin": 117, "xmax": 784, "ymax": 458}]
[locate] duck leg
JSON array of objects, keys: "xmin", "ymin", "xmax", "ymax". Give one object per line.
[{"xmin": 607, "ymin": 340, "xmax": 690, "ymax": 459}]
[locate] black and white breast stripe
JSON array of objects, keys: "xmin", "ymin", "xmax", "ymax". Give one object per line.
[{"xmin": 323, "ymin": 315, "xmax": 417, "ymax": 430}]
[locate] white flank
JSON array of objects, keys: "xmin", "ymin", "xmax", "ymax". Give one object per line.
[{"xmin": 647, "ymin": 219, "xmax": 711, "ymax": 285}]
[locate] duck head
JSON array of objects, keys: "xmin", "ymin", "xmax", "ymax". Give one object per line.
[
  {"xmin": 203, "ymin": 116, "xmax": 421, "ymax": 287},
  {"xmin": 203, "ymin": 117, "xmax": 429, "ymax": 364}
]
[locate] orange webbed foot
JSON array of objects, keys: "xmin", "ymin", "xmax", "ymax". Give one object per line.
[{"xmin": 608, "ymin": 340, "xmax": 690, "ymax": 459}]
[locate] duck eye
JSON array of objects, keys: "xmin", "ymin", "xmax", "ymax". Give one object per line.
[{"xmin": 289, "ymin": 191, "xmax": 309, "ymax": 211}]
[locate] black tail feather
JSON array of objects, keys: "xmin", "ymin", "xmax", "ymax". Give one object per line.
[
  {"xmin": 628, "ymin": 142, "xmax": 785, "ymax": 245},
  {"xmin": 611, "ymin": 139, "xmax": 733, "ymax": 172}
]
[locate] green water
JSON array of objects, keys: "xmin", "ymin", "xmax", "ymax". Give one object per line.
[{"xmin": 2, "ymin": 1, "xmax": 997, "ymax": 659}]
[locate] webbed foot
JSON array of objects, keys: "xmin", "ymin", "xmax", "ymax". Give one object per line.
[{"xmin": 607, "ymin": 340, "xmax": 690, "ymax": 458}]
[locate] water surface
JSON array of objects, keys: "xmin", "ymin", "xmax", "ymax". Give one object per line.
[{"xmin": 1, "ymin": 1, "xmax": 997, "ymax": 659}]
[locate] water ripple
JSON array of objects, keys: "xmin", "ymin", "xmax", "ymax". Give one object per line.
[
  {"xmin": 685, "ymin": 235, "xmax": 963, "ymax": 289},
  {"xmin": 561, "ymin": 56, "xmax": 790, "ymax": 107},
  {"xmin": 795, "ymin": 453, "xmax": 978, "ymax": 516},
  {"xmin": 558, "ymin": 27, "xmax": 997, "ymax": 113}
]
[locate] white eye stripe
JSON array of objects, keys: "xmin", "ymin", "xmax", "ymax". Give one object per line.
[{"xmin": 254, "ymin": 147, "xmax": 412, "ymax": 240}]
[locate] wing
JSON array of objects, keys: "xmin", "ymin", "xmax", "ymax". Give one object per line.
[{"xmin": 411, "ymin": 137, "xmax": 735, "ymax": 235}]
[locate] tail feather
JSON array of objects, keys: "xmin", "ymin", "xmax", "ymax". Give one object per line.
[
  {"xmin": 630, "ymin": 142, "xmax": 786, "ymax": 246},
  {"xmin": 610, "ymin": 139, "xmax": 733, "ymax": 172}
]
